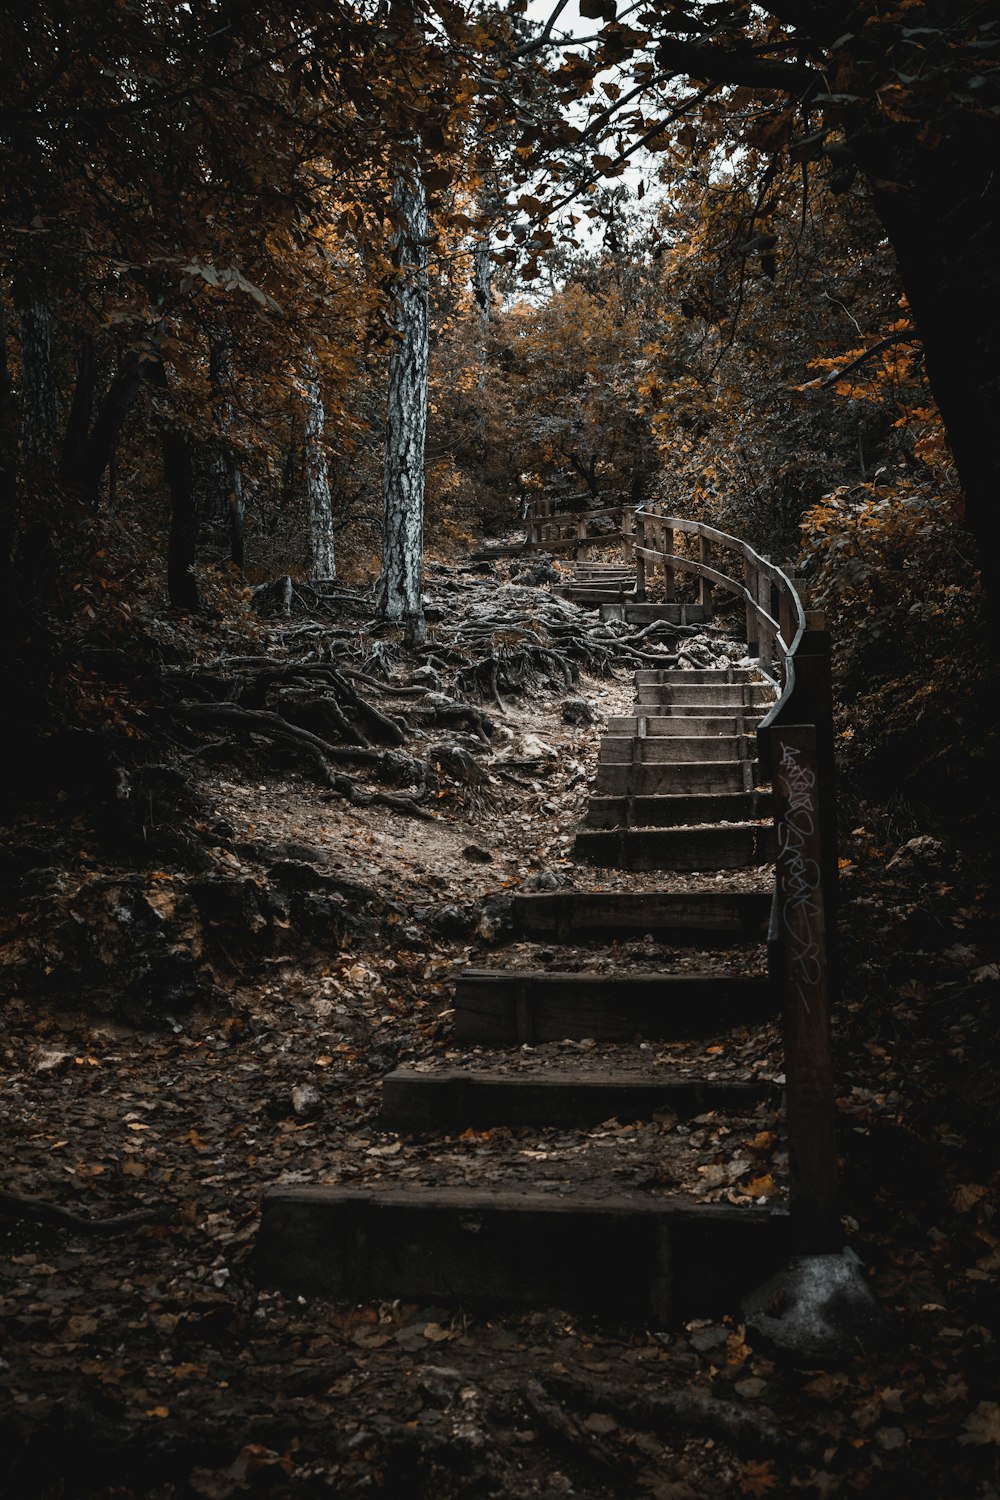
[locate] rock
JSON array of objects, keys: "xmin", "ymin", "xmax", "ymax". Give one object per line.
[
  {"xmin": 411, "ymin": 664, "xmax": 442, "ymax": 690},
  {"xmin": 522, "ymin": 870, "xmax": 568, "ymax": 892},
  {"xmin": 417, "ymin": 1365, "xmax": 466, "ymax": 1406},
  {"xmin": 885, "ymin": 835, "xmax": 949, "ymax": 875},
  {"xmin": 462, "ymin": 844, "xmax": 493, "ymax": 864},
  {"xmin": 561, "ymin": 697, "xmax": 596, "ymax": 726},
  {"xmin": 743, "ymin": 1247, "xmax": 892, "ymax": 1362},
  {"xmin": 476, "ymin": 895, "xmax": 513, "ymax": 942},
  {"xmin": 35, "ymin": 1048, "xmax": 73, "ymax": 1075},
  {"xmin": 290, "ymin": 1084, "xmax": 323, "ymax": 1120},
  {"xmin": 516, "ymin": 559, "xmax": 561, "ymax": 586},
  {"xmin": 431, "ymin": 904, "xmax": 472, "ymax": 938}
]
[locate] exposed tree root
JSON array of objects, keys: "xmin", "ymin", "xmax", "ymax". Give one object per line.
[{"xmin": 0, "ymin": 1188, "xmax": 167, "ymax": 1235}]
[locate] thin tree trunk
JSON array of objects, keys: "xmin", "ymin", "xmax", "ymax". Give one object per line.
[
  {"xmin": 59, "ymin": 336, "xmax": 96, "ymax": 484},
  {"xmin": 77, "ymin": 350, "xmax": 144, "ymax": 509},
  {"xmin": 377, "ymin": 153, "xmax": 429, "ymax": 645},
  {"xmin": 208, "ymin": 328, "xmax": 245, "ymax": 573},
  {"xmin": 145, "ymin": 358, "xmax": 199, "ymax": 610},
  {"xmin": 302, "ymin": 360, "xmax": 336, "ymax": 581},
  {"xmin": 16, "ymin": 292, "xmax": 59, "ymax": 469},
  {"xmin": 0, "ymin": 299, "xmax": 18, "ymax": 621}
]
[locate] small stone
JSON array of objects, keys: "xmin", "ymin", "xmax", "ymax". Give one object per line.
[
  {"xmin": 290, "ymin": 1084, "xmax": 323, "ymax": 1120},
  {"xmin": 462, "ymin": 844, "xmax": 493, "ymax": 863},
  {"xmin": 35, "ymin": 1049, "xmax": 73, "ymax": 1075},
  {"xmin": 562, "ymin": 697, "xmax": 596, "ymax": 726}
]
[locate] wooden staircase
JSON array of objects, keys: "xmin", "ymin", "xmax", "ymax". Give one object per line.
[{"xmin": 257, "ymin": 514, "xmax": 840, "ymax": 1323}]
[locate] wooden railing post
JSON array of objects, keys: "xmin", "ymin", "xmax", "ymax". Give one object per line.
[
  {"xmin": 744, "ymin": 559, "xmax": 759, "ymax": 655},
  {"xmin": 622, "ymin": 508, "xmax": 635, "ymax": 564},
  {"xmin": 635, "ymin": 515, "xmax": 647, "ymax": 600},
  {"xmin": 663, "ymin": 526, "xmax": 676, "ymax": 602},
  {"xmin": 698, "ymin": 534, "xmax": 714, "ymax": 620},
  {"xmin": 765, "ymin": 722, "xmax": 839, "ymax": 1248}
]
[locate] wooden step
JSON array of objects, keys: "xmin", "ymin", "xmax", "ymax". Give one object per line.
[
  {"xmin": 600, "ymin": 735, "xmax": 756, "ymax": 764},
  {"xmin": 509, "ymin": 890, "xmax": 772, "ymax": 942},
  {"xmin": 585, "ymin": 790, "xmax": 773, "ymax": 828},
  {"xmin": 634, "ymin": 669, "xmax": 758, "ymax": 685},
  {"xmin": 594, "ymin": 761, "xmax": 761, "ymax": 796},
  {"xmin": 635, "ymin": 684, "xmax": 773, "ymax": 708},
  {"xmin": 609, "ymin": 715, "xmax": 764, "ymax": 737},
  {"xmin": 600, "ymin": 603, "xmax": 707, "ymax": 624},
  {"xmin": 257, "ymin": 1185, "xmax": 793, "ymax": 1322},
  {"xmin": 380, "ymin": 1068, "xmax": 776, "ymax": 1131},
  {"xmin": 454, "ymin": 968, "xmax": 774, "ymax": 1043},
  {"xmin": 573, "ymin": 824, "xmax": 776, "ymax": 871},
  {"xmin": 627, "ymin": 699, "xmax": 766, "ymax": 719}
]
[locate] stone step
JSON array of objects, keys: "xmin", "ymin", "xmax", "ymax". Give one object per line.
[
  {"xmin": 635, "ymin": 684, "xmax": 774, "ymax": 708},
  {"xmin": 454, "ymin": 968, "xmax": 774, "ymax": 1043},
  {"xmin": 509, "ymin": 889, "xmax": 772, "ymax": 943},
  {"xmin": 594, "ymin": 761, "xmax": 761, "ymax": 796},
  {"xmin": 609, "ymin": 715, "xmax": 764, "ymax": 737},
  {"xmin": 600, "ymin": 736, "xmax": 756, "ymax": 764},
  {"xmin": 585, "ymin": 790, "xmax": 773, "ymax": 828},
  {"xmin": 573, "ymin": 824, "xmax": 776, "ymax": 871},
  {"xmin": 257, "ymin": 1186, "xmax": 793, "ymax": 1322},
  {"xmin": 380, "ymin": 1068, "xmax": 776, "ymax": 1132}
]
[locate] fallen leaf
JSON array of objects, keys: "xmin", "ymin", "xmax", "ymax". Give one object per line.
[{"xmin": 960, "ymin": 1402, "xmax": 1000, "ymax": 1445}]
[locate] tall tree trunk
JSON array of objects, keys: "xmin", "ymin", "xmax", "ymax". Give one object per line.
[
  {"xmin": 301, "ymin": 360, "xmax": 336, "ymax": 581},
  {"xmin": 76, "ymin": 350, "xmax": 144, "ymax": 509},
  {"xmin": 850, "ymin": 120, "xmax": 1000, "ymax": 642},
  {"xmin": 0, "ymin": 298, "xmax": 18, "ymax": 621},
  {"xmin": 145, "ymin": 358, "xmax": 199, "ymax": 610},
  {"xmin": 377, "ymin": 154, "xmax": 430, "ymax": 645},
  {"xmin": 59, "ymin": 336, "xmax": 96, "ymax": 484},
  {"xmin": 16, "ymin": 291, "xmax": 59, "ymax": 471},
  {"xmin": 207, "ymin": 328, "xmax": 245, "ymax": 573}
]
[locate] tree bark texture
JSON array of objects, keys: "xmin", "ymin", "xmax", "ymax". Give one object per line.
[
  {"xmin": 16, "ymin": 293, "xmax": 59, "ymax": 470},
  {"xmin": 302, "ymin": 363, "xmax": 336, "ymax": 581},
  {"xmin": 378, "ymin": 156, "xmax": 429, "ymax": 640},
  {"xmin": 208, "ymin": 328, "xmax": 245, "ymax": 572},
  {"xmin": 145, "ymin": 358, "xmax": 200, "ymax": 611}
]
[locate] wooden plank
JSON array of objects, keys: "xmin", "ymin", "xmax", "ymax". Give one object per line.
[
  {"xmin": 380, "ymin": 1068, "xmax": 776, "ymax": 1131},
  {"xmin": 573, "ymin": 824, "xmax": 776, "ymax": 871},
  {"xmin": 634, "ymin": 669, "xmax": 758, "ymax": 684},
  {"xmin": 608, "ymin": 715, "xmax": 764, "ymax": 737},
  {"xmin": 257, "ymin": 1185, "xmax": 794, "ymax": 1322},
  {"xmin": 635, "ymin": 684, "xmax": 773, "ymax": 707},
  {"xmin": 454, "ymin": 968, "xmax": 774, "ymax": 1043},
  {"xmin": 594, "ymin": 762, "xmax": 760, "ymax": 796},
  {"xmin": 766, "ymin": 722, "xmax": 838, "ymax": 1246},
  {"xmin": 585, "ymin": 790, "xmax": 773, "ymax": 828},
  {"xmin": 509, "ymin": 889, "xmax": 771, "ymax": 941},
  {"xmin": 600, "ymin": 736, "xmax": 754, "ymax": 764}
]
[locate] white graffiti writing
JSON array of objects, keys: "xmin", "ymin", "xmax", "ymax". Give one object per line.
[{"xmin": 777, "ymin": 741, "xmax": 825, "ymax": 1008}]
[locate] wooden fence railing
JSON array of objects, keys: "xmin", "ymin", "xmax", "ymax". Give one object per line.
[
  {"xmin": 639, "ymin": 507, "xmax": 839, "ymax": 1246},
  {"xmin": 528, "ymin": 497, "xmax": 840, "ymax": 1246}
]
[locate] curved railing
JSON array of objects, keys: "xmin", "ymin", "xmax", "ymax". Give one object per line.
[{"xmin": 525, "ymin": 496, "xmax": 840, "ymax": 1242}]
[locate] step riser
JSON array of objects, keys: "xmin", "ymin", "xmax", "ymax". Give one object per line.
[
  {"xmin": 601, "ymin": 738, "xmax": 755, "ymax": 764},
  {"xmin": 600, "ymin": 604, "xmax": 707, "ymax": 624},
  {"xmin": 510, "ymin": 891, "xmax": 772, "ymax": 942},
  {"xmin": 609, "ymin": 716, "xmax": 763, "ymax": 737},
  {"xmin": 258, "ymin": 1188, "xmax": 793, "ymax": 1322},
  {"xmin": 638, "ymin": 675, "xmax": 755, "ymax": 687},
  {"xmin": 585, "ymin": 792, "xmax": 772, "ymax": 828},
  {"xmin": 574, "ymin": 826, "xmax": 777, "ymax": 871},
  {"xmin": 594, "ymin": 764, "xmax": 759, "ymax": 796},
  {"xmin": 454, "ymin": 971, "xmax": 774, "ymax": 1043},
  {"xmin": 381, "ymin": 1071, "xmax": 776, "ymax": 1132},
  {"xmin": 635, "ymin": 687, "xmax": 773, "ymax": 708}
]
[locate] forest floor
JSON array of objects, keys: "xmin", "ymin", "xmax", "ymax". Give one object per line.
[{"xmin": 2, "ymin": 556, "xmax": 1000, "ymax": 1499}]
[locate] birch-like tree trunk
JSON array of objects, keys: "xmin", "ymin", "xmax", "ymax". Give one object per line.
[
  {"xmin": 377, "ymin": 155, "xmax": 429, "ymax": 644},
  {"xmin": 302, "ymin": 361, "xmax": 335, "ymax": 582}
]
